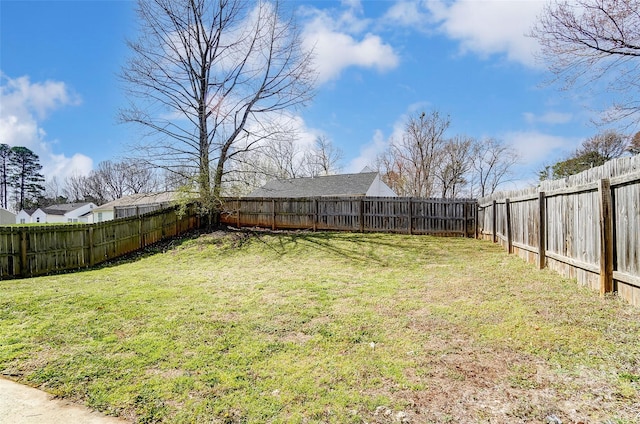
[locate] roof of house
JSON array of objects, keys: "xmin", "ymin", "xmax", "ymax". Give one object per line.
[
  {"xmin": 93, "ymin": 192, "xmax": 178, "ymax": 212},
  {"xmin": 247, "ymin": 172, "xmax": 381, "ymax": 198},
  {"xmin": 40, "ymin": 202, "xmax": 94, "ymax": 216}
]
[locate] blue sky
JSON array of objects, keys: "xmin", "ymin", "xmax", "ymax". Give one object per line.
[{"xmin": 0, "ymin": 0, "xmax": 618, "ymax": 190}]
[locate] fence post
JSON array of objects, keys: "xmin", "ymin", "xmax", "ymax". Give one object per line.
[
  {"xmin": 313, "ymin": 198, "xmax": 318, "ymax": 232},
  {"xmin": 492, "ymin": 200, "xmax": 497, "ymax": 243},
  {"xmin": 408, "ymin": 198, "xmax": 413, "ymax": 235},
  {"xmin": 88, "ymin": 226, "xmax": 95, "ymax": 267},
  {"xmin": 272, "ymin": 199, "xmax": 276, "ymax": 231},
  {"xmin": 463, "ymin": 201, "xmax": 469, "ymax": 238},
  {"xmin": 236, "ymin": 198, "xmax": 241, "ymax": 228},
  {"xmin": 505, "ymin": 198, "xmax": 512, "ymax": 254},
  {"xmin": 138, "ymin": 215, "xmax": 144, "ymax": 249},
  {"xmin": 538, "ymin": 191, "xmax": 546, "ymax": 269},
  {"xmin": 474, "ymin": 202, "xmax": 479, "ymax": 239},
  {"xmin": 359, "ymin": 198, "xmax": 364, "ymax": 233},
  {"xmin": 19, "ymin": 230, "xmax": 27, "ymax": 277},
  {"xmin": 598, "ymin": 179, "xmax": 614, "ymax": 295}
]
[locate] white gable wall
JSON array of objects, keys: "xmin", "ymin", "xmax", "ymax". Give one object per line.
[
  {"xmin": 15, "ymin": 210, "xmax": 32, "ymax": 224},
  {"xmin": 88, "ymin": 209, "xmax": 114, "ymax": 223},
  {"xmin": 30, "ymin": 209, "xmax": 50, "ymax": 224},
  {"xmin": 0, "ymin": 208, "xmax": 16, "ymax": 224},
  {"xmin": 366, "ymin": 174, "xmax": 398, "ymax": 197},
  {"xmin": 64, "ymin": 203, "xmax": 96, "ymax": 223}
]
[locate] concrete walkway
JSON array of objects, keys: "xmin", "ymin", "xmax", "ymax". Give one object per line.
[{"xmin": 0, "ymin": 377, "xmax": 128, "ymax": 424}]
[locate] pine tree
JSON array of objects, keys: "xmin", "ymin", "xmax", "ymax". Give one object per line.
[
  {"xmin": 0, "ymin": 144, "xmax": 10, "ymax": 209},
  {"xmin": 9, "ymin": 146, "xmax": 45, "ymax": 210}
]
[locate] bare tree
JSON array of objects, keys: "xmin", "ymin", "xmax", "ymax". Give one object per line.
[
  {"xmin": 375, "ymin": 150, "xmax": 407, "ymax": 197},
  {"xmin": 435, "ymin": 136, "xmax": 473, "ymax": 198},
  {"xmin": 42, "ymin": 176, "xmax": 67, "ymax": 205},
  {"xmin": 379, "ymin": 110, "xmax": 450, "ymax": 197},
  {"xmin": 578, "ymin": 129, "xmax": 629, "ymax": 159},
  {"xmin": 470, "ymin": 138, "xmax": 519, "ymax": 198},
  {"xmin": 120, "ymin": 0, "xmax": 315, "ymax": 213},
  {"xmin": 540, "ymin": 129, "xmax": 630, "ymax": 180},
  {"xmin": 63, "ymin": 173, "xmax": 89, "ymax": 203},
  {"xmin": 302, "ymin": 135, "xmax": 343, "ymax": 177},
  {"xmin": 61, "ymin": 160, "xmax": 160, "ymax": 204},
  {"xmin": 261, "ymin": 137, "xmax": 303, "ymax": 180},
  {"xmin": 630, "ymin": 131, "xmax": 640, "ymax": 154},
  {"xmin": 530, "ymin": 0, "xmax": 640, "ymax": 125},
  {"xmin": 126, "ymin": 164, "xmax": 159, "ymax": 194}
]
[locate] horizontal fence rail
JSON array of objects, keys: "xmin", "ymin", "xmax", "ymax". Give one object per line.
[
  {"xmin": 0, "ymin": 205, "xmax": 201, "ymax": 280},
  {"xmin": 478, "ymin": 155, "xmax": 640, "ymax": 307},
  {"xmin": 220, "ymin": 197, "xmax": 477, "ymax": 237},
  {"xmin": 114, "ymin": 202, "xmax": 173, "ymax": 219}
]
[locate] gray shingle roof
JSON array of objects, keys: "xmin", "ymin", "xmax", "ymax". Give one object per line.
[
  {"xmin": 93, "ymin": 192, "xmax": 178, "ymax": 212},
  {"xmin": 247, "ymin": 172, "xmax": 379, "ymax": 198},
  {"xmin": 41, "ymin": 202, "xmax": 93, "ymax": 215}
]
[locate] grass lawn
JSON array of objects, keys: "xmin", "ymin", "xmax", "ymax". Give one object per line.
[{"xmin": 1, "ymin": 231, "xmax": 639, "ymax": 423}]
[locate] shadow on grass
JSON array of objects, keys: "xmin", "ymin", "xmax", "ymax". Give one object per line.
[
  {"xmin": 16, "ymin": 226, "xmax": 482, "ymax": 280},
  {"xmin": 233, "ymin": 227, "xmax": 462, "ymax": 265}
]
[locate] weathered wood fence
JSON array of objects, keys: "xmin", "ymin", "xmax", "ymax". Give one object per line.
[
  {"xmin": 114, "ymin": 202, "xmax": 173, "ymax": 219},
  {"xmin": 0, "ymin": 205, "xmax": 200, "ymax": 279},
  {"xmin": 478, "ymin": 155, "xmax": 640, "ymax": 307},
  {"xmin": 220, "ymin": 197, "xmax": 477, "ymax": 237}
]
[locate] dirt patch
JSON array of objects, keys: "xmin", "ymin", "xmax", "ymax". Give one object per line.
[{"xmin": 360, "ymin": 332, "xmax": 638, "ymax": 423}]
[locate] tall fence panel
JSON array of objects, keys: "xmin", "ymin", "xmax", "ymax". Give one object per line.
[
  {"xmin": 0, "ymin": 205, "xmax": 201, "ymax": 280},
  {"xmin": 478, "ymin": 155, "xmax": 640, "ymax": 306},
  {"xmin": 220, "ymin": 197, "xmax": 477, "ymax": 237}
]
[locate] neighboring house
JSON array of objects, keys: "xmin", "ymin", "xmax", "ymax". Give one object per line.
[
  {"xmin": 0, "ymin": 208, "xmax": 16, "ymax": 225},
  {"xmin": 15, "ymin": 209, "xmax": 36, "ymax": 224},
  {"xmin": 247, "ymin": 171, "xmax": 397, "ymax": 198},
  {"xmin": 88, "ymin": 192, "xmax": 178, "ymax": 223},
  {"xmin": 17, "ymin": 202, "xmax": 97, "ymax": 224}
]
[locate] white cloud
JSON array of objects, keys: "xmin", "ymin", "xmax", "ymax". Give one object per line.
[
  {"xmin": 346, "ymin": 112, "xmax": 407, "ymax": 173},
  {"xmin": 0, "ymin": 74, "xmax": 93, "ymax": 182},
  {"xmin": 503, "ymin": 130, "xmax": 578, "ymax": 167},
  {"xmin": 301, "ymin": 6, "xmax": 399, "ymax": 84},
  {"xmin": 346, "ymin": 129, "xmax": 390, "ymax": 173},
  {"xmin": 424, "ymin": 0, "xmax": 544, "ymax": 67},
  {"xmin": 523, "ymin": 111, "xmax": 573, "ymax": 125},
  {"xmin": 383, "ymin": 1, "xmax": 434, "ymax": 29}
]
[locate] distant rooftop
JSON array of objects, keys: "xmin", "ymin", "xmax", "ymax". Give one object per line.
[
  {"xmin": 93, "ymin": 192, "xmax": 178, "ymax": 211},
  {"xmin": 40, "ymin": 202, "xmax": 93, "ymax": 215},
  {"xmin": 247, "ymin": 172, "xmax": 382, "ymax": 198}
]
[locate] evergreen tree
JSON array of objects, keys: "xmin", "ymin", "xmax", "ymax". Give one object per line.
[
  {"xmin": 9, "ymin": 146, "xmax": 45, "ymax": 210},
  {"xmin": 0, "ymin": 144, "xmax": 10, "ymax": 209}
]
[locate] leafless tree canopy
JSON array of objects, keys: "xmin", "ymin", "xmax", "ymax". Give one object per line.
[
  {"xmin": 530, "ymin": 0, "xmax": 640, "ymax": 126},
  {"xmin": 302, "ymin": 135, "xmax": 343, "ymax": 177},
  {"xmin": 436, "ymin": 136, "xmax": 473, "ymax": 199},
  {"xmin": 630, "ymin": 131, "xmax": 640, "ymax": 154},
  {"xmin": 222, "ymin": 135, "xmax": 343, "ymax": 196},
  {"xmin": 540, "ymin": 129, "xmax": 631, "ymax": 180},
  {"xmin": 470, "ymin": 138, "xmax": 519, "ymax": 198},
  {"xmin": 578, "ymin": 129, "xmax": 629, "ymax": 159},
  {"xmin": 63, "ymin": 160, "xmax": 159, "ymax": 204},
  {"xmin": 377, "ymin": 111, "xmax": 450, "ymax": 198},
  {"xmin": 376, "ymin": 112, "xmax": 518, "ymax": 199},
  {"xmin": 120, "ymin": 0, "xmax": 315, "ymax": 207}
]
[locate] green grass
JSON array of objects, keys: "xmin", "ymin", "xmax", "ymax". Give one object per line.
[{"xmin": 1, "ymin": 231, "xmax": 639, "ymax": 423}]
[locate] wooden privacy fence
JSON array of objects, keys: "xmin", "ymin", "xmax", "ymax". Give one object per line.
[
  {"xmin": 0, "ymin": 205, "xmax": 201, "ymax": 279},
  {"xmin": 478, "ymin": 155, "xmax": 640, "ymax": 307},
  {"xmin": 220, "ymin": 197, "xmax": 477, "ymax": 237},
  {"xmin": 114, "ymin": 202, "xmax": 174, "ymax": 219}
]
